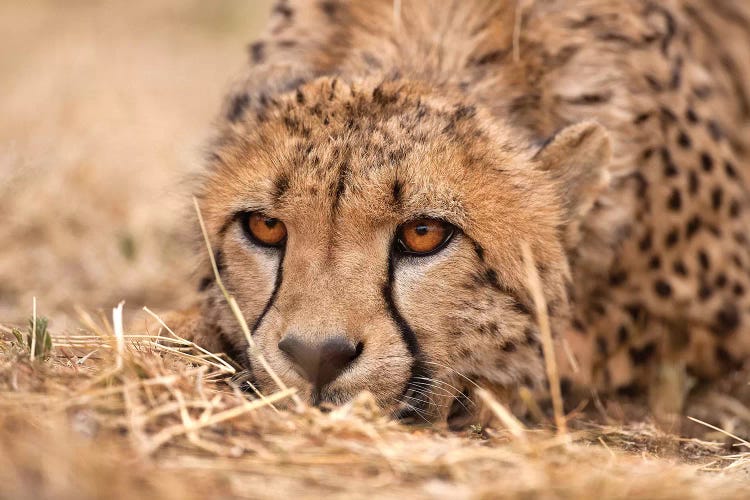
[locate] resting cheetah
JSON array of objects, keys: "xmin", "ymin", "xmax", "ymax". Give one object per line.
[{"xmin": 159, "ymin": 0, "xmax": 750, "ymax": 423}]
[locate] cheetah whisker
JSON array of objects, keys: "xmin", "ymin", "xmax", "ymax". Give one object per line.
[
  {"xmin": 393, "ymin": 398, "xmax": 432, "ymax": 424},
  {"xmin": 412, "ymin": 375, "xmax": 478, "ymax": 406},
  {"xmin": 409, "ymin": 379, "xmax": 474, "ymax": 408},
  {"xmin": 410, "ymin": 379, "xmax": 474, "ymax": 414}
]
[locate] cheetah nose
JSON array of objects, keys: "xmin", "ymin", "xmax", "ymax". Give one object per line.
[{"xmin": 278, "ymin": 335, "xmax": 363, "ymax": 389}]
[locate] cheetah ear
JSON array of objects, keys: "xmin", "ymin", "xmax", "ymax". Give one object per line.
[{"xmin": 534, "ymin": 121, "xmax": 612, "ymax": 248}]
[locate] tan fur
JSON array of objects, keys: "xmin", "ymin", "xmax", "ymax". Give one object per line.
[{"xmin": 158, "ymin": 0, "xmax": 750, "ymax": 422}]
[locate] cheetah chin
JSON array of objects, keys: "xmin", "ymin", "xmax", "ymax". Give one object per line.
[{"xmin": 155, "ymin": 0, "xmax": 750, "ymax": 424}]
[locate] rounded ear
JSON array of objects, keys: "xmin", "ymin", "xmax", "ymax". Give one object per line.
[{"xmin": 533, "ymin": 121, "xmax": 612, "ymax": 248}]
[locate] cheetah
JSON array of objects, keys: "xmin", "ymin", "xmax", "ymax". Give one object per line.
[{"xmin": 158, "ymin": 0, "xmax": 750, "ymax": 424}]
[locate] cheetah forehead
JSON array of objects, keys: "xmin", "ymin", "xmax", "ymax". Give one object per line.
[{"xmin": 201, "ymin": 77, "xmax": 560, "ymax": 231}]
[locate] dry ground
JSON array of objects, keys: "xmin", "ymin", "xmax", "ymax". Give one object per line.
[{"xmin": 1, "ymin": 1, "xmax": 749, "ymax": 498}]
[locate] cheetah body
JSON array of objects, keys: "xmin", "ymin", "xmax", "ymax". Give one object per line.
[{"xmin": 176, "ymin": 0, "xmax": 750, "ymax": 420}]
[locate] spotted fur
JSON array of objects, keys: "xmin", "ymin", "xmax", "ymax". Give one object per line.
[{"xmin": 160, "ymin": 0, "xmax": 750, "ymax": 422}]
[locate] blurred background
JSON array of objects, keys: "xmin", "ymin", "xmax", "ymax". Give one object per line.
[{"xmin": 0, "ymin": 0, "xmax": 273, "ymax": 328}]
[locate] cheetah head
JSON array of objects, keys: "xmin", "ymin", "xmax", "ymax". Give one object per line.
[{"xmin": 195, "ymin": 77, "xmax": 611, "ymax": 422}]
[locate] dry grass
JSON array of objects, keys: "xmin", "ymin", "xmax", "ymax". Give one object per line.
[
  {"xmin": 1, "ymin": 1, "xmax": 750, "ymax": 498},
  {"xmin": 1, "ymin": 318, "xmax": 748, "ymax": 499}
]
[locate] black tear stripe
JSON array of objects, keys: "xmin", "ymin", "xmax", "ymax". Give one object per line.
[
  {"xmin": 383, "ymin": 252, "xmax": 433, "ymax": 422},
  {"xmin": 250, "ymin": 247, "xmax": 287, "ymax": 334}
]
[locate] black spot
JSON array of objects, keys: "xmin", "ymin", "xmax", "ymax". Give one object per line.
[
  {"xmin": 609, "ymin": 270, "xmax": 628, "ymax": 286},
  {"xmin": 372, "ymin": 84, "xmax": 398, "ymax": 106},
  {"xmin": 724, "ymin": 160, "xmax": 738, "ymax": 179},
  {"xmin": 677, "ymin": 130, "xmax": 692, "ymax": 149},
  {"xmin": 661, "ymin": 148, "xmax": 678, "ymax": 177},
  {"xmin": 732, "ymin": 254, "xmax": 744, "ymax": 268},
  {"xmin": 572, "ymin": 318, "xmax": 585, "ymax": 332},
  {"xmin": 392, "ymin": 179, "xmax": 402, "ymax": 205},
  {"xmin": 698, "ymin": 250, "xmax": 710, "ymax": 270},
  {"xmin": 639, "ymin": 230, "xmax": 653, "ymax": 251},
  {"xmin": 730, "ymin": 200, "xmax": 741, "ymax": 218},
  {"xmin": 625, "ymin": 303, "xmax": 645, "ymax": 322},
  {"xmin": 483, "ymin": 269, "xmax": 532, "ymax": 316},
  {"xmin": 480, "ymin": 321, "xmax": 499, "ymax": 335},
  {"xmin": 700, "ymin": 152, "xmax": 714, "ymax": 172},
  {"xmin": 596, "ymin": 336, "xmax": 608, "ymax": 355},
  {"xmin": 660, "ymin": 106, "xmax": 678, "ymax": 123},
  {"xmin": 670, "ymin": 57, "xmax": 683, "ymax": 89},
  {"xmin": 592, "ymin": 302, "xmax": 606, "ymax": 316},
  {"xmin": 686, "ymin": 215, "xmax": 702, "ymax": 238},
  {"xmin": 733, "ymin": 283, "xmax": 745, "ymax": 296},
  {"xmin": 665, "ymin": 228, "xmax": 679, "ymax": 247},
  {"xmin": 296, "ymin": 88, "xmax": 305, "ymax": 104},
  {"xmin": 629, "ymin": 342, "xmax": 656, "ymax": 365},
  {"xmin": 227, "ymin": 93, "xmax": 250, "ymax": 123},
  {"xmin": 645, "ymin": 74, "xmax": 663, "ymax": 91},
  {"xmin": 473, "ymin": 242, "xmax": 485, "ymax": 262},
  {"xmin": 474, "ymin": 49, "xmax": 509, "ymax": 65},
  {"xmin": 711, "ymin": 303, "xmax": 740, "ymax": 337},
  {"xmin": 631, "ymin": 172, "xmax": 649, "ymax": 196},
  {"xmin": 214, "ymin": 250, "xmax": 226, "ymax": 273},
  {"xmin": 502, "ymin": 340, "xmax": 517, "ymax": 352},
  {"xmin": 617, "ymin": 325, "xmax": 629, "ymax": 344},
  {"xmin": 388, "ymin": 147, "xmax": 407, "ymax": 165},
  {"xmin": 707, "ymin": 120, "xmax": 723, "ymax": 141},
  {"xmin": 249, "ymin": 41, "xmax": 265, "ymax": 64},
  {"xmin": 524, "ymin": 327, "xmax": 539, "ymax": 346},
  {"xmin": 685, "ymin": 108, "xmax": 699, "ymax": 123},
  {"xmin": 715, "ymin": 273, "xmax": 728, "ymax": 288},
  {"xmin": 319, "ymin": 0, "xmax": 338, "ymax": 17},
  {"xmin": 634, "ymin": 112, "xmax": 652, "ymax": 124},
  {"xmin": 198, "ymin": 276, "xmax": 213, "ymax": 292},
  {"xmin": 273, "ymin": 173, "xmax": 290, "ymax": 200},
  {"xmin": 654, "ymin": 279, "xmax": 672, "ymax": 297},
  {"xmin": 711, "ymin": 187, "xmax": 724, "ymax": 211},
  {"xmin": 485, "ymin": 268, "xmax": 500, "ymax": 287},
  {"xmin": 560, "ymin": 377, "xmax": 573, "ymax": 399},
  {"xmin": 567, "ymin": 92, "xmax": 612, "ymax": 105},
  {"xmin": 693, "ymin": 85, "xmax": 712, "ymax": 99},
  {"xmin": 688, "ymin": 170, "xmax": 699, "ymax": 195},
  {"xmin": 273, "ymin": 3, "xmax": 294, "ymax": 18},
  {"xmin": 716, "ymin": 346, "xmax": 741, "ymax": 370},
  {"xmin": 616, "ymin": 383, "xmax": 641, "ymax": 398},
  {"xmin": 673, "ymin": 260, "xmax": 688, "ymax": 276},
  {"xmin": 667, "ymin": 188, "xmax": 682, "ymax": 210},
  {"xmin": 699, "ymin": 284, "xmax": 713, "ymax": 301},
  {"xmin": 649, "ymin": 255, "xmax": 661, "ymax": 269},
  {"xmin": 453, "ymin": 104, "xmax": 476, "ymax": 121}
]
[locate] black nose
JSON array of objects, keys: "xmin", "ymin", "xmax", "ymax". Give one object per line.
[{"xmin": 278, "ymin": 335, "xmax": 363, "ymax": 388}]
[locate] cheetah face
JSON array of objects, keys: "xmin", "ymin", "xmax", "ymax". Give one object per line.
[{"xmin": 197, "ymin": 77, "xmax": 610, "ymax": 421}]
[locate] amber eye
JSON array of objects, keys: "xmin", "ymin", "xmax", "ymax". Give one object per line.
[
  {"xmin": 396, "ymin": 218, "xmax": 455, "ymax": 256},
  {"xmin": 242, "ymin": 212, "xmax": 287, "ymax": 247}
]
